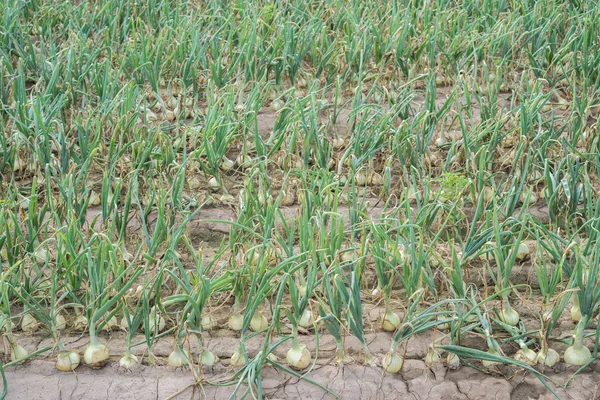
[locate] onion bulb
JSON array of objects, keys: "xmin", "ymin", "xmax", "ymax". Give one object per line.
[
  {"xmin": 74, "ymin": 314, "xmax": 88, "ymax": 331},
  {"xmin": 286, "ymin": 343, "xmax": 311, "ymax": 370},
  {"xmin": 220, "ymin": 157, "xmax": 234, "ymax": 171},
  {"xmin": 446, "ymin": 352, "xmax": 460, "ymax": 369},
  {"xmin": 515, "ymin": 242, "xmax": 530, "ymax": 261},
  {"xmin": 56, "ymin": 350, "xmax": 80, "ymax": 371},
  {"xmin": 230, "ymin": 347, "xmax": 246, "ymax": 366},
  {"xmin": 564, "ymin": 325, "xmax": 591, "ymax": 366},
  {"xmin": 481, "ymin": 348, "xmax": 500, "ymax": 367},
  {"xmin": 188, "ymin": 176, "xmax": 201, "ymax": 189},
  {"xmin": 7, "ymin": 334, "xmax": 27, "ymax": 364},
  {"xmin": 381, "ymin": 306, "xmax": 400, "ymax": 332},
  {"xmin": 21, "ymin": 312, "xmax": 39, "ymax": 332},
  {"xmin": 499, "ymin": 300, "xmax": 520, "ymax": 326},
  {"xmin": 55, "ymin": 313, "xmax": 67, "ymax": 331},
  {"xmin": 535, "ymin": 347, "xmax": 559, "ymax": 367},
  {"xmin": 382, "ymin": 351, "xmax": 404, "ymax": 373},
  {"xmin": 298, "ymin": 309, "xmax": 314, "ymax": 328},
  {"xmin": 168, "ymin": 346, "xmax": 189, "ymax": 367},
  {"xmin": 89, "ymin": 190, "xmax": 101, "ymax": 206},
  {"xmin": 34, "ymin": 247, "xmax": 49, "ymax": 264},
  {"xmin": 119, "ymin": 352, "xmax": 138, "ymax": 369},
  {"xmin": 199, "ymin": 349, "xmax": 218, "ymax": 366},
  {"xmin": 369, "ymin": 172, "xmax": 383, "ymax": 185},
  {"xmin": 228, "ymin": 312, "xmax": 243, "ymax": 331},
  {"xmin": 371, "ymin": 286, "xmax": 382, "ymax": 298},
  {"xmin": 201, "ymin": 314, "xmax": 217, "ymax": 331},
  {"xmin": 298, "ymin": 284, "xmax": 307, "ymax": 298},
  {"xmin": 354, "ymin": 171, "xmax": 368, "ymax": 185},
  {"xmin": 424, "ymin": 345, "xmax": 441, "ymax": 368},
  {"xmin": 236, "ymin": 154, "xmax": 252, "ymax": 169},
  {"xmin": 208, "ymin": 177, "xmax": 220, "ymax": 191},
  {"xmin": 147, "ymin": 307, "xmax": 165, "ymax": 334},
  {"xmin": 250, "ymin": 310, "xmax": 268, "ymax": 331},
  {"xmin": 101, "ymin": 315, "xmax": 118, "ymax": 332},
  {"xmin": 84, "ymin": 343, "xmax": 109, "ymax": 366},
  {"xmin": 332, "ymin": 136, "xmax": 345, "ymax": 149},
  {"xmin": 514, "ymin": 348, "xmax": 537, "ymax": 366}
]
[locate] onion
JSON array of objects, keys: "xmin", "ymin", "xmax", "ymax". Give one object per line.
[
  {"xmin": 499, "ymin": 300, "xmax": 520, "ymax": 326},
  {"xmin": 354, "ymin": 171, "xmax": 368, "ymax": 185},
  {"xmin": 230, "ymin": 347, "xmax": 246, "ymax": 366},
  {"xmin": 13, "ymin": 155, "xmax": 26, "ymax": 172},
  {"xmin": 236, "ymin": 154, "xmax": 252, "ymax": 169},
  {"xmin": 188, "ymin": 176, "xmax": 201, "ymax": 189},
  {"xmin": 74, "ymin": 314, "xmax": 88, "ymax": 331},
  {"xmin": 84, "ymin": 343, "xmax": 109, "ymax": 366},
  {"xmin": 515, "ymin": 242, "xmax": 530, "ymax": 261},
  {"xmin": 371, "ymin": 286, "xmax": 382, "ymax": 298},
  {"xmin": 221, "ymin": 157, "xmax": 235, "ymax": 171},
  {"xmin": 369, "ymin": 172, "xmax": 383, "ymax": 185},
  {"xmin": 89, "ymin": 190, "xmax": 101, "ymax": 206},
  {"xmin": 298, "ymin": 309, "xmax": 314, "ymax": 328},
  {"xmin": 7, "ymin": 334, "xmax": 27, "ymax": 364},
  {"xmin": 481, "ymin": 348, "xmax": 500, "ymax": 367},
  {"xmin": 332, "ymin": 136, "xmax": 345, "ymax": 149},
  {"xmin": 446, "ymin": 352, "xmax": 460, "ymax": 369},
  {"xmin": 201, "ymin": 314, "xmax": 218, "ymax": 331},
  {"xmin": 54, "ymin": 313, "xmax": 67, "ymax": 331},
  {"xmin": 564, "ymin": 324, "xmax": 591, "ymax": 366},
  {"xmin": 147, "ymin": 307, "xmax": 165, "ymax": 334},
  {"xmin": 286, "ymin": 343, "xmax": 311, "ymax": 370},
  {"xmin": 21, "ymin": 312, "xmax": 39, "ymax": 332},
  {"xmin": 382, "ymin": 351, "xmax": 404, "ymax": 373},
  {"xmin": 208, "ymin": 177, "xmax": 220, "ymax": 191},
  {"xmin": 228, "ymin": 312, "xmax": 243, "ymax": 331},
  {"xmin": 482, "ymin": 187, "xmax": 494, "ymax": 202},
  {"xmin": 119, "ymin": 352, "xmax": 138, "ymax": 369},
  {"xmin": 298, "ymin": 284, "xmax": 307, "ymax": 298},
  {"xmin": 535, "ymin": 347, "xmax": 559, "ymax": 367},
  {"xmin": 57, "ymin": 350, "xmax": 80, "ymax": 371},
  {"xmin": 250, "ymin": 310, "xmax": 268, "ymax": 331},
  {"xmin": 101, "ymin": 315, "xmax": 118, "ymax": 332},
  {"xmin": 34, "ymin": 247, "xmax": 49, "ymax": 265},
  {"xmin": 381, "ymin": 306, "xmax": 400, "ymax": 332},
  {"xmin": 199, "ymin": 349, "xmax": 218, "ymax": 366},
  {"xmin": 424, "ymin": 345, "xmax": 441, "ymax": 368},
  {"xmin": 270, "ymin": 99, "xmax": 284, "ymax": 112},
  {"xmin": 514, "ymin": 348, "xmax": 537, "ymax": 366},
  {"xmin": 280, "ymin": 190, "xmax": 295, "ymax": 206},
  {"xmin": 167, "ymin": 346, "xmax": 189, "ymax": 367}
]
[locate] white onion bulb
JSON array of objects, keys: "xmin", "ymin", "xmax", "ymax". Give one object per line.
[
  {"xmin": 228, "ymin": 312, "xmax": 243, "ymax": 331},
  {"xmin": 167, "ymin": 347, "xmax": 189, "ymax": 367},
  {"xmin": 84, "ymin": 343, "xmax": 109, "ymax": 366},
  {"xmin": 57, "ymin": 350, "xmax": 80, "ymax": 371},
  {"xmin": 298, "ymin": 309, "xmax": 314, "ymax": 328},
  {"xmin": 382, "ymin": 351, "xmax": 404, "ymax": 373},
  {"xmin": 381, "ymin": 307, "xmax": 400, "ymax": 332},
  {"xmin": 201, "ymin": 314, "xmax": 217, "ymax": 331},
  {"xmin": 286, "ymin": 343, "xmax": 311, "ymax": 370},
  {"xmin": 250, "ymin": 310, "xmax": 268, "ymax": 331},
  {"xmin": 119, "ymin": 352, "xmax": 138, "ymax": 369}
]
